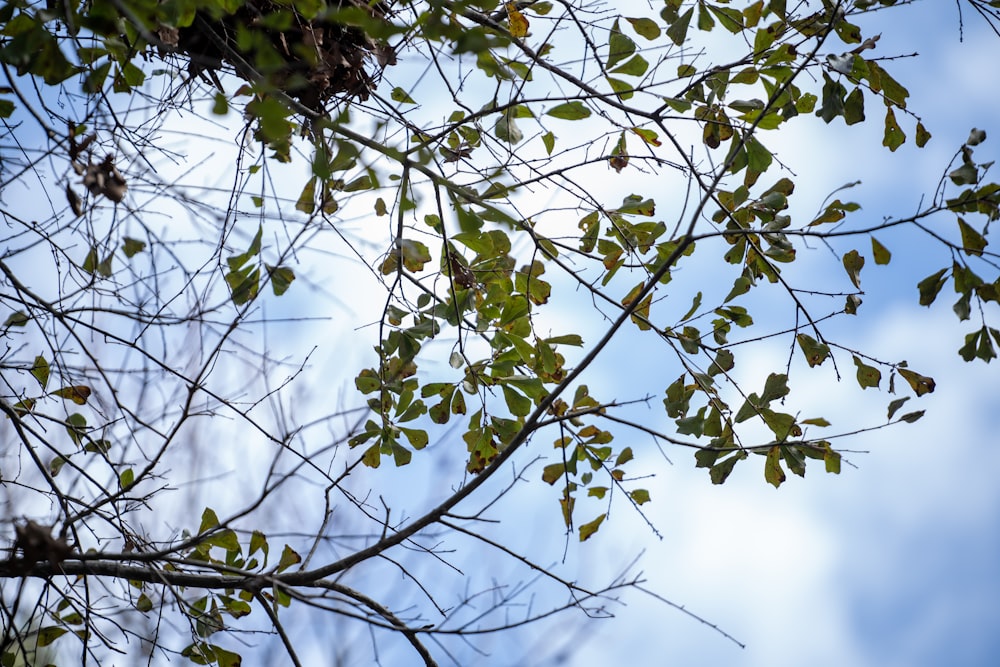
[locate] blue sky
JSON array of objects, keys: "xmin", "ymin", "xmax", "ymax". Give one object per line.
[
  {"xmin": 4, "ymin": 2, "xmax": 1000, "ymax": 666},
  {"xmin": 561, "ymin": 4, "xmax": 1000, "ymax": 666}
]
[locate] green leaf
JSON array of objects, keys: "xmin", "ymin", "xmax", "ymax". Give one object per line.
[
  {"xmin": 897, "ymin": 368, "xmax": 936, "ymax": 396},
  {"xmin": 630, "ymin": 488, "xmax": 651, "ymax": 505},
  {"xmin": 4, "ymin": 310, "xmax": 29, "ymax": 327},
  {"xmin": 391, "ymin": 86, "xmax": 416, "ymax": 104},
  {"xmin": 35, "ymin": 626, "xmax": 67, "ymax": 647},
  {"xmin": 249, "ymin": 530, "xmax": 268, "ymax": 560},
  {"xmin": 761, "ymin": 373, "xmax": 790, "ymax": 404},
  {"xmin": 796, "ymin": 333, "xmax": 830, "ymax": 367},
  {"xmin": 212, "ymin": 92, "xmax": 228, "ymax": 115},
  {"xmin": 266, "ymin": 264, "xmax": 295, "ymax": 296},
  {"xmin": 501, "ymin": 385, "xmax": 532, "ymax": 417},
  {"xmin": 545, "ymin": 334, "xmax": 584, "ymax": 346},
  {"xmin": 606, "ymin": 19, "xmax": 636, "ymax": 69},
  {"xmin": 225, "ymin": 265, "xmax": 260, "ymax": 305},
  {"xmin": 709, "ymin": 453, "xmax": 741, "ymax": 484},
  {"xmin": 883, "ymin": 107, "xmax": 905, "ymax": 151},
  {"xmin": 49, "ymin": 454, "xmax": 68, "ymax": 476},
  {"xmin": 744, "ymin": 135, "xmax": 772, "ymax": 185},
  {"xmin": 616, "ymin": 194, "xmax": 655, "ymax": 216},
  {"xmin": 631, "ymin": 127, "xmax": 661, "ymax": 146},
  {"xmin": 764, "ymin": 446, "xmax": 785, "ymax": 488},
  {"xmin": 852, "ymin": 355, "xmax": 881, "ymax": 389},
  {"xmin": 615, "ymin": 447, "xmax": 634, "ymax": 466},
  {"xmin": 871, "ymin": 237, "xmax": 891, "ymax": 265},
  {"xmin": 625, "ymin": 16, "xmax": 660, "ymax": 40},
  {"xmin": 917, "ymin": 268, "xmax": 948, "ymax": 306},
  {"xmin": 227, "ymin": 225, "xmax": 263, "ymax": 271},
  {"xmin": 204, "ymin": 529, "xmax": 240, "ymax": 552},
  {"xmin": 31, "ymin": 354, "xmax": 49, "ymax": 390},
  {"xmin": 843, "ymin": 86, "xmax": 865, "ymax": 125},
  {"xmin": 82, "ymin": 246, "xmax": 99, "ymax": 275},
  {"xmin": 825, "ymin": 447, "xmax": 841, "ymax": 474},
  {"xmin": 494, "ymin": 111, "xmax": 523, "ymax": 144},
  {"xmin": 915, "ymin": 121, "xmax": 931, "ymax": 147},
  {"xmin": 276, "ymin": 544, "xmax": 301, "ymax": 573},
  {"xmin": 52, "ymin": 385, "xmax": 91, "ymax": 405},
  {"xmin": 817, "ymin": 74, "xmax": 846, "ymax": 123},
  {"xmin": 579, "ymin": 513, "xmax": 606, "ymax": 541},
  {"xmin": 842, "ymin": 249, "xmax": 864, "ymax": 289},
  {"xmin": 542, "ymin": 462, "xmax": 566, "ymax": 485},
  {"xmin": 199, "ymin": 508, "xmax": 220, "ymax": 534},
  {"xmin": 295, "ymin": 177, "xmax": 316, "ymax": 214},
  {"xmin": 546, "ymin": 101, "xmax": 592, "ymax": 120},
  {"xmin": 398, "ymin": 239, "xmax": 432, "ymax": 272},
  {"xmin": 666, "ymin": 7, "xmax": 693, "ymax": 46},
  {"xmin": 136, "ymin": 592, "xmax": 154, "ymax": 613},
  {"xmin": 958, "ymin": 326, "xmax": 997, "ymax": 363},
  {"xmin": 869, "ymin": 60, "xmax": 909, "ymax": 108},
  {"xmin": 541, "ymin": 131, "xmax": 556, "ymax": 155},
  {"xmin": 886, "ymin": 396, "xmax": 910, "ymax": 421},
  {"xmin": 958, "ymin": 219, "xmax": 988, "ymax": 256},
  {"xmin": 710, "ymin": 4, "xmax": 743, "ymax": 32},
  {"xmin": 611, "ymin": 54, "xmax": 649, "ymax": 77},
  {"xmin": 122, "ymin": 237, "xmax": 146, "ymax": 257},
  {"xmin": 84, "ymin": 438, "xmax": 112, "ymax": 453},
  {"xmin": 725, "ymin": 276, "xmax": 752, "ymax": 302}
]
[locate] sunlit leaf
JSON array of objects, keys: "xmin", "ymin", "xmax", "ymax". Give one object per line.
[
  {"xmin": 31, "ymin": 354, "xmax": 49, "ymax": 390},
  {"xmin": 606, "ymin": 19, "xmax": 635, "ymax": 69},
  {"xmin": 4, "ymin": 311, "xmax": 29, "ymax": 327},
  {"xmin": 897, "ymin": 367, "xmax": 935, "ymax": 395},
  {"xmin": 625, "ymin": 16, "xmax": 660, "ymax": 40},
  {"xmin": 52, "ymin": 385, "xmax": 91, "ymax": 405},
  {"xmin": 276, "ymin": 545, "xmax": 301, "ymax": 572},
  {"xmin": 853, "ymin": 355, "xmax": 881, "ymax": 389},
  {"xmin": 579, "ymin": 513, "xmax": 606, "ymax": 541},
  {"xmin": 796, "ymin": 333, "xmax": 830, "ymax": 367},
  {"xmin": 199, "ymin": 508, "xmax": 220, "ymax": 534},
  {"xmin": 506, "ymin": 2, "xmax": 529, "ymax": 38},
  {"xmin": 390, "ymin": 86, "xmax": 416, "ymax": 104},
  {"xmin": 295, "ymin": 177, "xmax": 316, "ymax": 214},
  {"xmin": 631, "ymin": 127, "xmax": 661, "ymax": 146},
  {"xmin": 871, "ymin": 237, "xmax": 891, "ymax": 265},
  {"xmin": 764, "ymin": 446, "xmax": 785, "ymax": 488},
  {"xmin": 542, "ymin": 462, "xmax": 565, "ymax": 484}
]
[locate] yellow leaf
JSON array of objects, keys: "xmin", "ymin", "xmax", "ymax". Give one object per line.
[
  {"xmin": 507, "ymin": 2, "xmax": 529, "ymax": 38},
  {"xmin": 52, "ymin": 385, "xmax": 91, "ymax": 405}
]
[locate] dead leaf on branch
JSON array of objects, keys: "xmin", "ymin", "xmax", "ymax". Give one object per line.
[
  {"xmin": 9, "ymin": 520, "xmax": 73, "ymax": 574},
  {"xmin": 75, "ymin": 154, "xmax": 127, "ymax": 204}
]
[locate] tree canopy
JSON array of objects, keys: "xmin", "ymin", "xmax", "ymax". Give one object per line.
[{"xmin": 2, "ymin": 0, "xmax": 1000, "ymax": 664}]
